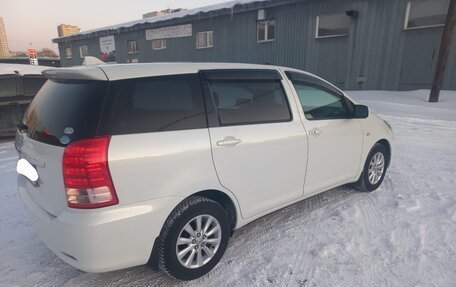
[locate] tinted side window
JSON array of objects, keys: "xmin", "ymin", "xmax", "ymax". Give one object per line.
[
  {"xmin": 208, "ymin": 80, "xmax": 291, "ymax": 125},
  {"xmin": 292, "ymin": 83, "xmax": 349, "ymax": 120},
  {"xmin": 22, "ymin": 76, "xmax": 47, "ymax": 95},
  {"xmin": 0, "ymin": 76, "xmax": 18, "ymax": 98},
  {"xmin": 98, "ymin": 74, "xmax": 206, "ymax": 135}
]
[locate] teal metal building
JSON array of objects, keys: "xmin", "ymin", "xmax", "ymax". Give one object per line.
[{"xmin": 53, "ymin": 0, "xmax": 456, "ymax": 90}]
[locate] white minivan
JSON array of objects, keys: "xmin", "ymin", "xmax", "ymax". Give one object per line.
[{"xmin": 16, "ymin": 63, "xmax": 393, "ymax": 280}]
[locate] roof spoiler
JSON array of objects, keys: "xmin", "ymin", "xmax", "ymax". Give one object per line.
[{"xmin": 42, "ymin": 66, "xmax": 108, "ymax": 81}]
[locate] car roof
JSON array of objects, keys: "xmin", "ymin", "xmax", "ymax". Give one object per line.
[
  {"xmin": 0, "ymin": 64, "xmax": 49, "ymax": 76},
  {"xmin": 42, "ymin": 62, "xmax": 315, "ymax": 82}
]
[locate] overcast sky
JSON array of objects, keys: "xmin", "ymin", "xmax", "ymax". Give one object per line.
[{"xmin": 1, "ymin": 0, "xmax": 228, "ymax": 52}]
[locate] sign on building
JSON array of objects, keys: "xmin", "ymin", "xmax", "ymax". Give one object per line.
[
  {"xmin": 99, "ymin": 35, "xmax": 116, "ymax": 62},
  {"xmin": 145, "ymin": 24, "xmax": 192, "ymax": 40}
]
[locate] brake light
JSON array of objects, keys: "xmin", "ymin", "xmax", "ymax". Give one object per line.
[{"xmin": 62, "ymin": 136, "xmax": 118, "ymax": 208}]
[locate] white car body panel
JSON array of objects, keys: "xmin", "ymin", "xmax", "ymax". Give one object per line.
[
  {"xmin": 209, "ymin": 121, "xmax": 308, "ymax": 219},
  {"xmin": 16, "ymin": 62, "xmax": 393, "ymax": 273},
  {"xmin": 357, "ymin": 113, "xmax": 394, "ymax": 172},
  {"xmin": 301, "ymin": 118, "xmax": 364, "ymax": 194},
  {"xmin": 16, "ymin": 134, "xmax": 67, "ymax": 216},
  {"xmin": 108, "ymin": 129, "xmax": 223, "ymax": 204},
  {"xmin": 18, "ymin": 175, "xmax": 184, "ymax": 272}
]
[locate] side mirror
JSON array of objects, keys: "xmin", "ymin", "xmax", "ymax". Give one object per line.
[{"xmin": 353, "ymin": 105, "xmax": 369, "ymax": 119}]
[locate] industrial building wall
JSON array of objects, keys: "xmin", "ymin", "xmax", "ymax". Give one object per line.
[{"xmin": 57, "ymin": 0, "xmax": 456, "ymax": 90}]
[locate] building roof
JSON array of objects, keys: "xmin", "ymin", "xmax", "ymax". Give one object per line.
[{"xmin": 53, "ymin": 0, "xmax": 268, "ymax": 43}]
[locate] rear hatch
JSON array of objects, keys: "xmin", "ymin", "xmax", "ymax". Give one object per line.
[{"xmin": 16, "ymin": 72, "xmax": 108, "ymax": 216}]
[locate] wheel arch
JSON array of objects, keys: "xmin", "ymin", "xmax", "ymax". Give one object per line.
[
  {"xmin": 376, "ymin": 139, "xmax": 392, "ymax": 168},
  {"xmin": 192, "ymin": 189, "xmax": 238, "ymax": 232},
  {"xmin": 148, "ymin": 189, "xmax": 238, "ymax": 270}
]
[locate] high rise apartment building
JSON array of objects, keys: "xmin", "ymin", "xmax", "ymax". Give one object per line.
[
  {"xmin": 0, "ymin": 17, "xmax": 10, "ymax": 57},
  {"xmin": 57, "ymin": 24, "xmax": 81, "ymax": 37}
]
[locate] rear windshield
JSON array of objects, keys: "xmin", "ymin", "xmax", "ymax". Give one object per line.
[{"xmin": 23, "ymin": 80, "xmax": 107, "ymax": 146}]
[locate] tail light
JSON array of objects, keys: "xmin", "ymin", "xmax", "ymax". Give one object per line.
[{"xmin": 62, "ymin": 136, "xmax": 118, "ymax": 208}]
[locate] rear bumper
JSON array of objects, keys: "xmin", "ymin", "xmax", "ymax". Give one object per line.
[{"xmin": 18, "ymin": 176, "xmax": 182, "ymax": 273}]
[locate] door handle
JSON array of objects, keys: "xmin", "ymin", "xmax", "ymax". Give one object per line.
[
  {"xmin": 308, "ymin": 128, "xmax": 323, "ymax": 136},
  {"xmin": 217, "ymin": 136, "xmax": 242, "ymax": 147}
]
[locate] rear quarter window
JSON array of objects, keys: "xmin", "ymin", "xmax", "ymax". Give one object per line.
[{"xmin": 98, "ymin": 74, "xmax": 207, "ymax": 135}]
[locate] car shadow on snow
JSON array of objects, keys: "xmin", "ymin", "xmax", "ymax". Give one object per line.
[{"xmin": 64, "ymin": 185, "xmax": 365, "ymax": 286}]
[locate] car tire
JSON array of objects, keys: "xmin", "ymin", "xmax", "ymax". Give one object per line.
[
  {"xmin": 353, "ymin": 143, "xmax": 388, "ymax": 192},
  {"xmin": 158, "ymin": 196, "xmax": 231, "ymax": 280}
]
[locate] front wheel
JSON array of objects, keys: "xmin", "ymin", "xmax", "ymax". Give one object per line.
[
  {"xmin": 353, "ymin": 143, "xmax": 388, "ymax": 192},
  {"xmin": 158, "ymin": 196, "xmax": 230, "ymax": 280}
]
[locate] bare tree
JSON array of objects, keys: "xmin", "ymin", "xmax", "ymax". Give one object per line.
[{"xmin": 37, "ymin": 48, "xmax": 58, "ymax": 58}]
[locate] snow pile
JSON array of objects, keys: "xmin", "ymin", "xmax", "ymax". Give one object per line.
[{"xmin": 0, "ymin": 90, "xmax": 455, "ymax": 286}]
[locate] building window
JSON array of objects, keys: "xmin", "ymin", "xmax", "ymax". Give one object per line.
[
  {"xmin": 66, "ymin": 48, "xmax": 72, "ymax": 59},
  {"xmin": 257, "ymin": 20, "xmax": 275, "ymax": 42},
  {"xmin": 316, "ymin": 14, "xmax": 351, "ymax": 38},
  {"xmin": 151, "ymin": 39, "xmax": 166, "ymax": 50},
  {"xmin": 79, "ymin": 45, "xmax": 88, "ymax": 58},
  {"xmin": 127, "ymin": 40, "xmax": 138, "ymax": 54},
  {"xmin": 404, "ymin": 0, "xmax": 449, "ymax": 30},
  {"xmin": 196, "ymin": 31, "xmax": 213, "ymax": 49}
]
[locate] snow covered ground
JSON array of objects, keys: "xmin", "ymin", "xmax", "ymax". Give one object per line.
[{"xmin": 0, "ymin": 90, "xmax": 455, "ymax": 287}]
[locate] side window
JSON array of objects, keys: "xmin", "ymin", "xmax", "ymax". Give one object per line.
[
  {"xmin": 257, "ymin": 20, "xmax": 275, "ymax": 42},
  {"xmin": 65, "ymin": 47, "xmax": 72, "ymax": 59},
  {"xmin": 196, "ymin": 31, "xmax": 213, "ymax": 49},
  {"xmin": 127, "ymin": 40, "xmax": 138, "ymax": 54},
  {"xmin": 404, "ymin": 0, "xmax": 449, "ymax": 30},
  {"xmin": 21, "ymin": 76, "xmax": 47, "ymax": 96},
  {"xmin": 207, "ymin": 79, "xmax": 291, "ymax": 125},
  {"xmin": 98, "ymin": 74, "xmax": 207, "ymax": 135},
  {"xmin": 0, "ymin": 76, "xmax": 18, "ymax": 98},
  {"xmin": 292, "ymin": 83, "xmax": 349, "ymax": 120},
  {"xmin": 286, "ymin": 71, "xmax": 352, "ymax": 120},
  {"xmin": 316, "ymin": 14, "xmax": 351, "ymax": 38},
  {"xmin": 151, "ymin": 39, "xmax": 166, "ymax": 50},
  {"xmin": 79, "ymin": 45, "xmax": 88, "ymax": 58}
]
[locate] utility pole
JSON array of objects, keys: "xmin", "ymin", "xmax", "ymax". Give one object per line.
[{"xmin": 429, "ymin": 0, "xmax": 456, "ymax": 102}]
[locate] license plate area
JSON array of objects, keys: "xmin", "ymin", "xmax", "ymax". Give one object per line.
[{"xmin": 17, "ymin": 158, "xmax": 40, "ymax": 185}]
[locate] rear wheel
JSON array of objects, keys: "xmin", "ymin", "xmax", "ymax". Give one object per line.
[
  {"xmin": 353, "ymin": 143, "xmax": 388, "ymax": 192},
  {"xmin": 158, "ymin": 196, "xmax": 230, "ymax": 280}
]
